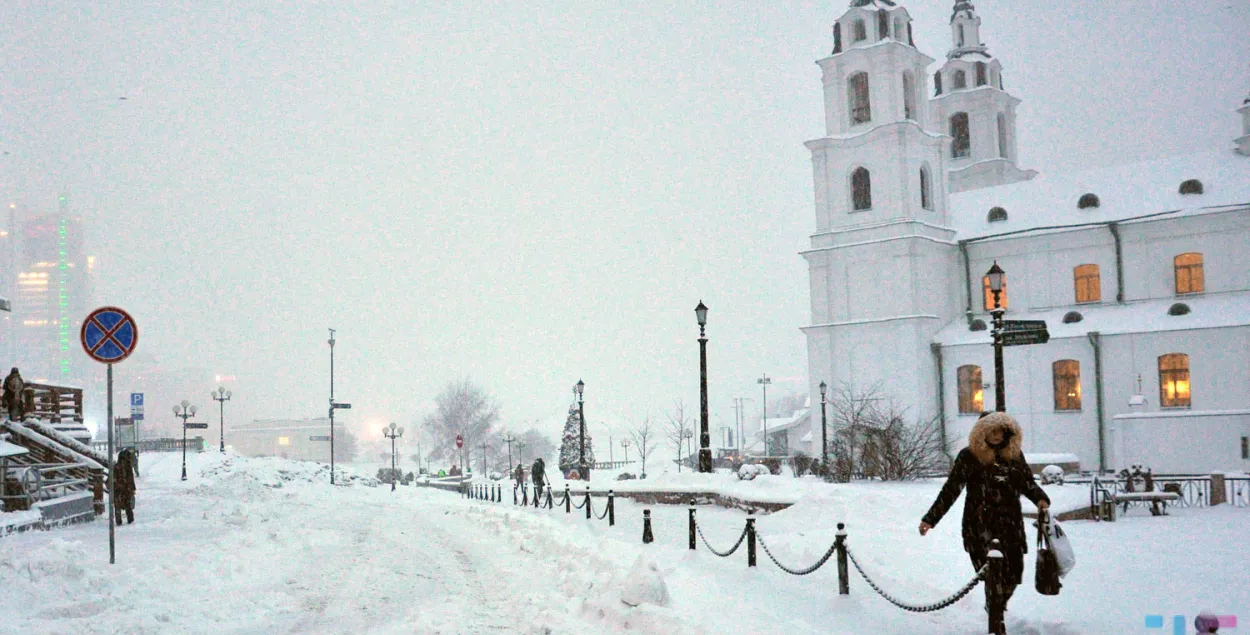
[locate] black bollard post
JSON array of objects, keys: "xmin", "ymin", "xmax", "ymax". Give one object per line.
[
  {"xmin": 513, "ymin": 484, "xmax": 518, "ymax": 505},
  {"xmin": 688, "ymin": 504, "xmax": 696, "ymax": 550},
  {"xmin": 545, "ymin": 485, "xmax": 553, "ymax": 509},
  {"xmin": 585, "ymin": 486, "xmax": 592, "ymax": 520},
  {"xmin": 565, "ymin": 483, "xmax": 572, "ymax": 514},
  {"xmin": 746, "ymin": 517, "xmax": 757, "ymax": 567},
  {"xmin": 642, "ymin": 509, "xmax": 654, "ymax": 544},
  {"xmin": 522, "ymin": 483, "xmax": 528, "ymax": 506},
  {"xmin": 835, "ymin": 522, "xmax": 849, "ymax": 595},
  {"xmin": 608, "ymin": 490, "xmax": 615, "ymax": 527},
  {"xmin": 987, "ymin": 539, "xmax": 1006, "ymax": 635}
]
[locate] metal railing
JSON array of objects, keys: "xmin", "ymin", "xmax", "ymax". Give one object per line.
[
  {"xmin": 1068, "ymin": 473, "xmax": 1247, "ymax": 510},
  {"xmin": 91, "ymin": 437, "xmax": 205, "ymax": 454}
]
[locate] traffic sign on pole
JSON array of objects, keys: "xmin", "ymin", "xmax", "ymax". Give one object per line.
[
  {"xmin": 130, "ymin": 392, "xmax": 144, "ymax": 421},
  {"xmin": 1002, "ymin": 319, "xmax": 1048, "ymax": 332},
  {"xmin": 456, "ymin": 434, "xmax": 464, "ymax": 449},
  {"xmin": 1002, "ymin": 330, "xmax": 1050, "ymax": 347},
  {"xmin": 81, "ymin": 307, "xmax": 139, "ymax": 364}
]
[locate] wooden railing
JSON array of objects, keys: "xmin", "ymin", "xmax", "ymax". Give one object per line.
[{"xmin": 21, "ymin": 382, "xmax": 84, "ymax": 424}]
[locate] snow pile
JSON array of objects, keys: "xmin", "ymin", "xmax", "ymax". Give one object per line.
[
  {"xmin": 198, "ymin": 454, "xmax": 380, "ymax": 492},
  {"xmin": 618, "ymin": 556, "xmax": 669, "ymax": 607}
]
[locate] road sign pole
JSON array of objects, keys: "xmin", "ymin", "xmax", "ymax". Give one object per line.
[
  {"xmin": 107, "ymin": 363, "xmax": 115, "ymax": 565},
  {"xmin": 329, "ymin": 329, "xmax": 335, "ymax": 485}
]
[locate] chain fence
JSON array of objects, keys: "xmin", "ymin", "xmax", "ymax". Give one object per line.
[
  {"xmin": 846, "ymin": 547, "xmax": 987, "ymax": 613},
  {"xmin": 755, "ymin": 532, "xmax": 839, "ymax": 576},
  {"xmin": 695, "ymin": 523, "xmax": 747, "ymax": 558}
]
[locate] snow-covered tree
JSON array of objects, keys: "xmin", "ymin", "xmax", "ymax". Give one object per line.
[
  {"xmin": 421, "ymin": 378, "xmax": 500, "ymax": 463},
  {"xmin": 557, "ymin": 403, "xmax": 594, "ymax": 477}
]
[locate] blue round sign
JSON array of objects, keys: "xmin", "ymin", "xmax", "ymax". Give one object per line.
[{"xmin": 81, "ymin": 307, "xmax": 139, "ymax": 364}]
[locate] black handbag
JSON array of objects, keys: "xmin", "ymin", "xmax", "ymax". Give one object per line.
[{"xmin": 1035, "ymin": 511, "xmax": 1062, "ymax": 595}]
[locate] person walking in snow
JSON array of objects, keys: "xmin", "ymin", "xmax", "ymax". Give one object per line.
[
  {"xmin": 513, "ymin": 462, "xmax": 525, "ymax": 486},
  {"xmin": 531, "ymin": 457, "xmax": 546, "ymax": 500},
  {"xmin": 918, "ymin": 412, "xmax": 1050, "ymax": 635},
  {"xmin": 2, "ymin": 367, "xmax": 25, "ymax": 421},
  {"xmin": 112, "ymin": 447, "xmax": 138, "ymax": 525}
]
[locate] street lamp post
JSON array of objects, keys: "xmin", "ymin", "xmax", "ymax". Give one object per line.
[
  {"xmin": 211, "ymin": 386, "xmax": 232, "ymax": 453},
  {"xmin": 328, "ymin": 329, "xmax": 336, "ymax": 484},
  {"xmin": 516, "ymin": 441, "xmax": 527, "ymax": 467},
  {"xmin": 503, "ymin": 433, "xmax": 515, "ymax": 470},
  {"xmin": 819, "ymin": 381, "xmax": 828, "ymax": 467},
  {"xmin": 695, "ymin": 301, "xmax": 711, "ymax": 473},
  {"xmin": 173, "ymin": 400, "xmax": 197, "ymax": 481},
  {"xmin": 986, "ymin": 262, "xmax": 1007, "ymax": 412},
  {"xmin": 575, "ymin": 380, "xmax": 588, "ymax": 480},
  {"xmin": 681, "ymin": 429, "xmax": 693, "ymax": 471},
  {"xmin": 384, "ymin": 422, "xmax": 404, "ymax": 492},
  {"xmin": 758, "ymin": 374, "xmax": 771, "ymax": 457},
  {"xmin": 620, "ymin": 438, "xmax": 630, "ymax": 464}
]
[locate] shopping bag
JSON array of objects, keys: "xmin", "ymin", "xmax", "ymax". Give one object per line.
[
  {"xmin": 1045, "ymin": 517, "xmax": 1076, "ymax": 578},
  {"xmin": 1035, "ymin": 511, "xmax": 1062, "ymax": 596}
]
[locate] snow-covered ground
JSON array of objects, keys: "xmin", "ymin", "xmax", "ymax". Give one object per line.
[{"xmin": 2, "ymin": 452, "xmax": 1247, "ymax": 634}]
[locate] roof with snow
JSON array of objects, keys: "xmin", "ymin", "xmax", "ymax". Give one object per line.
[
  {"xmin": 934, "ymin": 291, "xmax": 1250, "ymax": 346},
  {"xmin": 949, "ymin": 151, "xmax": 1250, "ymax": 240},
  {"xmin": 0, "ymin": 437, "xmax": 29, "ymax": 458}
]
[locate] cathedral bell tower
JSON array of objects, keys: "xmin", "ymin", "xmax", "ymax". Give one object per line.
[
  {"xmin": 801, "ymin": 0, "xmax": 961, "ymax": 424},
  {"xmin": 928, "ymin": 1, "xmax": 1036, "ymax": 192}
]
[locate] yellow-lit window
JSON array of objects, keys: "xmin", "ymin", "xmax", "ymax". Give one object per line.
[
  {"xmin": 957, "ymin": 365, "xmax": 983, "ymax": 414},
  {"xmin": 1159, "ymin": 353, "xmax": 1190, "ymax": 408},
  {"xmin": 1074, "ymin": 264, "xmax": 1100, "ymax": 304},
  {"xmin": 1052, "ymin": 360, "xmax": 1081, "ymax": 411},
  {"xmin": 1174, "ymin": 253, "xmax": 1204, "ymax": 294},
  {"xmin": 278, "ymin": 436, "xmax": 291, "ymax": 446},
  {"xmin": 982, "ymin": 275, "xmax": 1008, "ymax": 310}
]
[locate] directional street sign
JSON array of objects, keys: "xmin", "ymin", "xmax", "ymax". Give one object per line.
[
  {"xmin": 130, "ymin": 392, "xmax": 144, "ymax": 421},
  {"xmin": 332, "ymin": 402, "xmax": 352, "ymax": 410},
  {"xmin": 1002, "ymin": 330, "xmax": 1050, "ymax": 347},
  {"xmin": 309, "ymin": 435, "xmax": 331, "ymax": 441},
  {"xmin": 184, "ymin": 422, "xmax": 209, "ymax": 430},
  {"xmin": 1002, "ymin": 319, "xmax": 1048, "ymax": 332},
  {"xmin": 81, "ymin": 307, "xmax": 139, "ymax": 364}
]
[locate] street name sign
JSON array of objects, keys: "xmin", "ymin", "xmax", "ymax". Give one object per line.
[
  {"xmin": 1002, "ymin": 319, "xmax": 1048, "ymax": 332},
  {"xmin": 309, "ymin": 435, "xmax": 331, "ymax": 441},
  {"xmin": 184, "ymin": 423, "xmax": 209, "ymax": 430},
  {"xmin": 1002, "ymin": 330, "xmax": 1050, "ymax": 347}
]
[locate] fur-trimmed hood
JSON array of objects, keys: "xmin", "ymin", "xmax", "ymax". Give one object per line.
[{"xmin": 968, "ymin": 412, "xmax": 1024, "ymax": 465}]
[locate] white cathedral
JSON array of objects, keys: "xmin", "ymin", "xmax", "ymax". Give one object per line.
[{"xmin": 797, "ymin": 0, "xmax": 1250, "ymax": 474}]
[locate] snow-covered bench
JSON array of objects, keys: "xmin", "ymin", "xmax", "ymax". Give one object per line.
[{"xmin": 1113, "ymin": 491, "xmax": 1180, "ymax": 516}]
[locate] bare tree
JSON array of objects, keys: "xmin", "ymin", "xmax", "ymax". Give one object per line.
[
  {"xmin": 421, "ymin": 378, "xmax": 501, "ymax": 466},
  {"xmin": 876, "ymin": 414, "xmax": 945, "ymax": 481},
  {"xmin": 826, "ymin": 382, "xmax": 886, "ymax": 481},
  {"xmin": 664, "ymin": 399, "xmax": 694, "ymax": 473},
  {"xmin": 826, "ymin": 382, "xmax": 945, "ymax": 481},
  {"xmin": 630, "ymin": 414, "xmax": 659, "ymax": 478}
]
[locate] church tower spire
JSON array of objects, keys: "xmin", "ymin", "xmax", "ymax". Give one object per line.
[{"xmin": 928, "ymin": 0, "xmax": 1037, "ymax": 192}]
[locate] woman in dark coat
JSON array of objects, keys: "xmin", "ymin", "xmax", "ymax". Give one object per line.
[
  {"xmin": 531, "ymin": 457, "xmax": 545, "ymax": 499},
  {"xmin": 113, "ymin": 448, "xmax": 138, "ymax": 525},
  {"xmin": 919, "ymin": 412, "xmax": 1049, "ymax": 633}
]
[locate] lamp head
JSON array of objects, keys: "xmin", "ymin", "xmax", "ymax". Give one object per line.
[
  {"xmin": 575, "ymin": 379, "xmax": 584, "ymax": 397},
  {"xmin": 986, "ymin": 261, "xmax": 1005, "ymax": 292},
  {"xmin": 695, "ymin": 300, "xmax": 708, "ymax": 327},
  {"xmin": 211, "ymin": 389, "xmax": 218, "ymax": 399},
  {"xmin": 226, "ymin": 391, "xmax": 232, "ymax": 399},
  {"xmin": 398, "ymin": 426, "xmax": 404, "ymax": 436},
  {"xmin": 819, "ymin": 381, "xmax": 827, "ymax": 398},
  {"xmin": 181, "ymin": 399, "xmax": 190, "ymax": 408},
  {"xmin": 189, "ymin": 406, "xmax": 198, "ymax": 416},
  {"xmin": 390, "ymin": 422, "xmax": 397, "ymax": 431},
  {"xmin": 172, "ymin": 405, "xmax": 180, "ymax": 416}
]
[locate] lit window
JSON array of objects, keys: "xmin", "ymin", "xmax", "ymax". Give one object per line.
[
  {"xmin": 1158, "ymin": 353, "xmax": 1190, "ymax": 408},
  {"xmin": 1074, "ymin": 264, "xmax": 1101, "ymax": 304},
  {"xmin": 1052, "ymin": 360, "xmax": 1081, "ymax": 411},
  {"xmin": 957, "ymin": 365, "xmax": 983, "ymax": 414},
  {"xmin": 851, "ymin": 167, "xmax": 872, "ymax": 211},
  {"xmin": 950, "ymin": 113, "xmax": 970, "ymax": 158},
  {"xmin": 848, "ymin": 72, "xmax": 871, "ymax": 125},
  {"xmin": 278, "ymin": 436, "xmax": 291, "ymax": 446},
  {"xmin": 982, "ymin": 274, "xmax": 1007, "ymax": 310},
  {"xmin": 1174, "ymin": 253, "xmax": 1204, "ymax": 294}
]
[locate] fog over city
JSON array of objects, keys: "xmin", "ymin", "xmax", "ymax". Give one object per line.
[{"xmin": 3, "ymin": 1, "xmax": 1246, "ymax": 444}]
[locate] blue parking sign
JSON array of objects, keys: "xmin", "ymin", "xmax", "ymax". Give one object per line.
[{"xmin": 130, "ymin": 393, "xmax": 144, "ymax": 420}]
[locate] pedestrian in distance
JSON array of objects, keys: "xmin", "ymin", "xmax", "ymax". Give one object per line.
[
  {"xmin": 918, "ymin": 412, "xmax": 1050, "ymax": 635},
  {"xmin": 513, "ymin": 462, "xmax": 525, "ymax": 486},
  {"xmin": 2, "ymin": 367, "xmax": 25, "ymax": 421},
  {"xmin": 112, "ymin": 447, "xmax": 138, "ymax": 525},
  {"xmin": 531, "ymin": 457, "xmax": 546, "ymax": 500}
]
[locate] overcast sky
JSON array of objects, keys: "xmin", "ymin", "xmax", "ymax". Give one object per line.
[{"xmin": 3, "ymin": 1, "xmax": 1247, "ymax": 443}]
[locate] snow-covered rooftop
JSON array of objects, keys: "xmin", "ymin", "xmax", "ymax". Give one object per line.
[
  {"xmin": 934, "ymin": 291, "xmax": 1250, "ymax": 346},
  {"xmin": 950, "ymin": 150, "xmax": 1250, "ymax": 240}
]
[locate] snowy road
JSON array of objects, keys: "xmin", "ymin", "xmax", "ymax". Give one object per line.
[{"xmin": 3, "ymin": 452, "xmax": 1248, "ymax": 634}]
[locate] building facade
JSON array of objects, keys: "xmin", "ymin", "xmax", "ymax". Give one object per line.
[{"xmin": 802, "ymin": 1, "xmax": 1250, "ymax": 473}]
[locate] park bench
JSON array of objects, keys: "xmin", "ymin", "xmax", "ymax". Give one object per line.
[{"xmin": 1113, "ymin": 491, "xmax": 1180, "ymax": 516}]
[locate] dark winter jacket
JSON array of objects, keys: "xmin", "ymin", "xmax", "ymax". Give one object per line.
[
  {"xmin": 513, "ymin": 464, "xmax": 525, "ymax": 483},
  {"xmin": 922, "ymin": 413, "xmax": 1049, "ymax": 556},
  {"xmin": 112, "ymin": 449, "xmax": 138, "ymax": 509},
  {"xmin": 2, "ymin": 369, "xmax": 24, "ymax": 413},
  {"xmin": 531, "ymin": 458, "xmax": 545, "ymax": 486}
]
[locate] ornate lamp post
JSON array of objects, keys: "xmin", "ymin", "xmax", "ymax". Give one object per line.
[
  {"xmin": 695, "ymin": 301, "xmax": 711, "ymax": 473},
  {"xmin": 986, "ymin": 262, "xmax": 1007, "ymax": 412},
  {"xmin": 173, "ymin": 400, "xmax": 197, "ymax": 481},
  {"xmin": 758, "ymin": 374, "xmax": 771, "ymax": 456},
  {"xmin": 620, "ymin": 437, "xmax": 630, "ymax": 464},
  {"xmin": 211, "ymin": 386, "xmax": 232, "ymax": 452},
  {"xmin": 384, "ymin": 422, "xmax": 404, "ymax": 492},
  {"xmin": 575, "ymin": 379, "xmax": 588, "ymax": 480},
  {"xmin": 819, "ymin": 381, "xmax": 828, "ymax": 466},
  {"xmin": 503, "ymin": 433, "xmax": 516, "ymax": 470}
]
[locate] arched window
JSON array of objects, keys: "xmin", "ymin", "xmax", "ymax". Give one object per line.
[
  {"xmin": 934, "ymin": 71, "xmax": 943, "ymax": 96},
  {"xmin": 1053, "ymin": 360, "xmax": 1082, "ymax": 411},
  {"xmin": 976, "ymin": 62, "xmax": 987, "ymax": 86},
  {"xmin": 832, "ymin": 23, "xmax": 842, "ymax": 54},
  {"xmin": 982, "ymin": 272, "xmax": 1007, "ymax": 310},
  {"xmin": 848, "ymin": 72, "xmax": 871, "ymax": 125},
  {"xmin": 987, "ymin": 206, "xmax": 1007, "ymax": 222},
  {"xmin": 1179, "ymin": 179, "xmax": 1204, "ymax": 195},
  {"xmin": 957, "ymin": 365, "xmax": 984, "ymax": 414},
  {"xmin": 919, "ymin": 166, "xmax": 932, "ymax": 210},
  {"xmin": 902, "ymin": 72, "xmax": 916, "ymax": 121},
  {"xmin": 851, "ymin": 167, "xmax": 872, "ymax": 211},
  {"xmin": 997, "ymin": 113, "xmax": 1008, "ymax": 159},
  {"xmin": 950, "ymin": 112, "xmax": 970, "ymax": 158},
  {"xmin": 853, "ymin": 19, "xmax": 867, "ymax": 42},
  {"xmin": 1078, "ymin": 193, "xmax": 1100, "ymax": 209},
  {"xmin": 894, "ymin": 17, "xmax": 906, "ymax": 41},
  {"xmin": 1159, "ymin": 353, "xmax": 1191, "ymax": 408},
  {"xmin": 1074, "ymin": 264, "xmax": 1101, "ymax": 304},
  {"xmin": 1174, "ymin": 253, "xmax": 1204, "ymax": 294},
  {"xmin": 952, "ymin": 70, "xmax": 967, "ymax": 90}
]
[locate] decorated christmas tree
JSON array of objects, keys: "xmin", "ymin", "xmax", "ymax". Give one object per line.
[{"xmin": 558, "ymin": 402, "xmax": 595, "ymax": 478}]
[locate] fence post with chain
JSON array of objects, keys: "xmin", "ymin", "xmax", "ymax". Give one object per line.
[
  {"xmin": 987, "ymin": 539, "xmax": 1005, "ymax": 635},
  {"xmin": 746, "ymin": 516, "xmax": 756, "ymax": 567},
  {"xmin": 522, "ymin": 483, "xmax": 528, "ymax": 506},
  {"xmin": 688, "ymin": 504, "xmax": 696, "ymax": 550},
  {"xmin": 565, "ymin": 483, "xmax": 572, "ymax": 514},
  {"xmin": 608, "ymin": 490, "xmax": 615, "ymax": 526},
  {"xmin": 545, "ymin": 485, "xmax": 554, "ymax": 509},
  {"xmin": 836, "ymin": 523, "xmax": 849, "ymax": 595},
  {"xmin": 513, "ymin": 483, "xmax": 518, "ymax": 505},
  {"xmin": 643, "ymin": 509, "xmax": 654, "ymax": 544},
  {"xmin": 585, "ymin": 486, "xmax": 592, "ymax": 519}
]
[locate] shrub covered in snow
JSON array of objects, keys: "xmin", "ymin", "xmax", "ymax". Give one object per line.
[
  {"xmin": 737, "ymin": 463, "xmax": 769, "ymax": 480},
  {"xmin": 1040, "ymin": 465, "xmax": 1065, "ymax": 485}
]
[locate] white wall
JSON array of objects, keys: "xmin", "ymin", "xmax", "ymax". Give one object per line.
[{"xmin": 1112, "ymin": 411, "xmax": 1250, "ymax": 473}]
